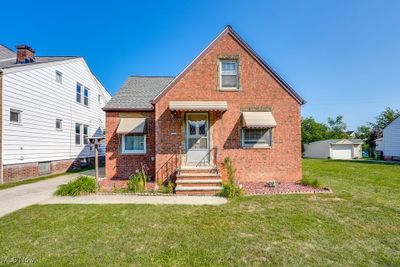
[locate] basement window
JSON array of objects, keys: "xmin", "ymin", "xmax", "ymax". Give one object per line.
[{"xmin": 10, "ymin": 109, "xmax": 22, "ymax": 124}]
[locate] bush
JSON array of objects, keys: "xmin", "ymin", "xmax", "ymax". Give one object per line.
[
  {"xmin": 55, "ymin": 175, "xmax": 96, "ymax": 196},
  {"xmin": 219, "ymin": 157, "xmax": 243, "ymax": 198},
  {"xmin": 128, "ymin": 169, "xmax": 147, "ymax": 193},
  {"xmin": 300, "ymin": 175, "xmax": 323, "ymax": 188},
  {"xmin": 158, "ymin": 181, "xmax": 175, "ymax": 194}
]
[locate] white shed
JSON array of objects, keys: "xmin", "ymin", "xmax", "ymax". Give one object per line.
[
  {"xmin": 383, "ymin": 117, "xmax": 400, "ymax": 160},
  {"xmin": 303, "ymin": 139, "xmax": 363, "ymax": 160}
]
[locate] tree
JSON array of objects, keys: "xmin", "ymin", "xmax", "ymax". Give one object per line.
[
  {"xmin": 327, "ymin": 115, "xmax": 349, "ymax": 139},
  {"xmin": 369, "ymin": 107, "xmax": 400, "ymax": 130},
  {"xmin": 301, "ymin": 117, "xmax": 330, "ymax": 144}
]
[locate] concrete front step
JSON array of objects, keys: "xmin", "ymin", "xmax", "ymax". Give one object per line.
[
  {"xmin": 175, "ymin": 185, "xmax": 223, "ymax": 196},
  {"xmin": 176, "ymin": 179, "xmax": 222, "ymax": 184},
  {"xmin": 178, "ymin": 166, "xmax": 218, "ymax": 175},
  {"xmin": 176, "ymin": 179, "xmax": 222, "ymax": 188},
  {"xmin": 176, "ymin": 173, "xmax": 221, "ymax": 179}
]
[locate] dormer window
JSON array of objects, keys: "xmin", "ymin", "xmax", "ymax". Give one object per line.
[{"xmin": 220, "ymin": 60, "xmax": 238, "ymax": 90}]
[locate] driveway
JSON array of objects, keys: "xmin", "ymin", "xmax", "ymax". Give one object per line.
[{"xmin": 0, "ymin": 168, "xmax": 100, "ymax": 217}]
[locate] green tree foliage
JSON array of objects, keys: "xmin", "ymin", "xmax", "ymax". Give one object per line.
[
  {"xmin": 327, "ymin": 115, "xmax": 349, "ymax": 139},
  {"xmin": 369, "ymin": 107, "xmax": 400, "ymax": 130},
  {"xmin": 302, "ymin": 115, "xmax": 349, "ymax": 145},
  {"xmin": 301, "ymin": 117, "xmax": 330, "ymax": 144}
]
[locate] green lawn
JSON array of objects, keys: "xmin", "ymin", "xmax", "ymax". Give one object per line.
[
  {"xmin": 0, "ymin": 167, "xmax": 95, "ymax": 191},
  {"xmin": 0, "ymin": 159, "xmax": 399, "ymax": 266}
]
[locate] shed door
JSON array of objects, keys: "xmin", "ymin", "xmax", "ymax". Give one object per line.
[{"xmin": 332, "ymin": 145, "xmax": 353, "ymax": 159}]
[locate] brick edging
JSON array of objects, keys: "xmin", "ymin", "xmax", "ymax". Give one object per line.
[{"xmin": 244, "ymin": 188, "xmax": 332, "ymax": 196}]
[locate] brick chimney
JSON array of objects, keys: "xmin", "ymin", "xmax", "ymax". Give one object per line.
[{"xmin": 16, "ymin": 45, "xmax": 35, "ymax": 63}]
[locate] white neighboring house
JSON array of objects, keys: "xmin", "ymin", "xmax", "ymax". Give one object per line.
[
  {"xmin": 303, "ymin": 139, "xmax": 363, "ymax": 160},
  {"xmin": 382, "ymin": 117, "xmax": 400, "ymax": 161},
  {"xmin": 0, "ymin": 44, "xmax": 111, "ymax": 183}
]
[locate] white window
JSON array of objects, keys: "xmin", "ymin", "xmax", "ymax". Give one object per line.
[
  {"xmin": 55, "ymin": 71, "xmax": 62, "ymax": 83},
  {"xmin": 75, "ymin": 123, "xmax": 82, "ymax": 145},
  {"xmin": 56, "ymin": 119, "xmax": 62, "ymax": 130},
  {"xmin": 83, "ymin": 87, "xmax": 89, "ymax": 106},
  {"xmin": 220, "ymin": 60, "xmax": 238, "ymax": 89},
  {"xmin": 83, "ymin": 125, "xmax": 89, "ymax": 144},
  {"xmin": 242, "ymin": 128, "xmax": 271, "ymax": 147},
  {"xmin": 76, "ymin": 83, "xmax": 82, "ymax": 103},
  {"xmin": 10, "ymin": 109, "xmax": 22, "ymax": 124},
  {"xmin": 122, "ymin": 134, "xmax": 146, "ymax": 154}
]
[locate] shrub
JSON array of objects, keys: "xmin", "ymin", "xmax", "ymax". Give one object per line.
[
  {"xmin": 128, "ymin": 169, "xmax": 147, "ymax": 193},
  {"xmin": 219, "ymin": 157, "xmax": 243, "ymax": 198},
  {"xmin": 158, "ymin": 181, "xmax": 175, "ymax": 194},
  {"xmin": 55, "ymin": 175, "xmax": 96, "ymax": 196},
  {"xmin": 300, "ymin": 175, "xmax": 323, "ymax": 188}
]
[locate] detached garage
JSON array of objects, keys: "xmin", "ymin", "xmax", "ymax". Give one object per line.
[{"xmin": 303, "ymin": 139, "xmax": 363, "ymax": 160}]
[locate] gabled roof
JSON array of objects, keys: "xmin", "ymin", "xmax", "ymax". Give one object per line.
[
  {"xmin": 0, "ymin": 44, "xmax": 15, "ymax": 60},
  {"xmin": 331, "ymin": 139, "xmax": 364, "ymax": 145},
  {"xmin": 152, "ymin": 25, "xmax": 305, "ymax": 105},
  {"xmin": 103, "ymin": 76, "xmax": 175, "ymax": 111},
  {"xmin": 0, "ymin": 44, "xmax": 79, "ymax": 71},
  {"xmin": 0, "ymin": 56, "xmax": 79, "ymax": 70}
]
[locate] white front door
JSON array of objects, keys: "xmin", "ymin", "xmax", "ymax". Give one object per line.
[{"xmin": 186, "ymin": 113, "xmax": 210, "ymax": 164}]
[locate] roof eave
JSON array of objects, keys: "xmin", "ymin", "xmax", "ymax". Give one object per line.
[{"xmin": 102, "ymin": 107, "xmax": 155, "ymax": 112}]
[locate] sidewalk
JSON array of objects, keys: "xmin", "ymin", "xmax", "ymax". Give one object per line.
[
  {"xmin": 0, "ymin": 168, "xmax": 98, "ymax": 217},
  {"xmin": 41, "ymin": 194, "xmax": 227, "ymax": 206}
]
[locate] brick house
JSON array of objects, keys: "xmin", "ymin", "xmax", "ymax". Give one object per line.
[{"xmin": 103, "ymin": 26, "xmax": 305, "ymax": 195}]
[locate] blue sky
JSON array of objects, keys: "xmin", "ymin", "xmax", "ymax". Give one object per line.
[{"xmin": 1, "ymin": 0, "xmax": 399, "ymax": 130}]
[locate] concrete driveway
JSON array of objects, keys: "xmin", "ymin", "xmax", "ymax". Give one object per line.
[{"xmin": 0, "ymin": 168, "xmax": 99, "ymax": 218}]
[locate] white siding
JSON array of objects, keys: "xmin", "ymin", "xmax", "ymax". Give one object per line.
[
  {"xmin": 383, "ymin": 117, "xmax": 400, "ymax": 157},
  {"xmin": 2, "ymin": 58, "xmax": 111, "ymax": 165},
  {"xmin": 303, "ymin": 140, "xmax": 332, "ymax": 158}
]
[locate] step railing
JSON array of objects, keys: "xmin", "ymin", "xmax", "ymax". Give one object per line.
[{"xmin": 155, "ymin": 147, "xmax": 181, "ymax": 185}]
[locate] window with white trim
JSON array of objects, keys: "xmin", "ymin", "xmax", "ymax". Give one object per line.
[
  {"xmin": 75, "ymin": 123, "xmax": 82, "ymax": 145},
  {"xmin": 220, "ymin": 60, "xmax": 238, "ymax": 89},
  {"xmin": 55, "ymin": 70, "xmax": 62, "ymax": 83},
  {"xmin": 242, "ymin": 128, "xmax": 271, "ymax": 147},
  {"xmin": 10, "ymin": 109, "xmax": 22, "ymax": 124},
  {"xmin": 83, "ymin": 87, "xmax": 89, "ymax": 106},
  {"xmin": 56, "ymin": 119, "xmax": 62, "ymax": 130},
  {"xmin": 83, "ymin": 125, "xmax": 89, "ymax": 144},
  {"xmin": 122, "ymin": 134, "xmax": 146, "ymax": 154},
  {"xmin": 76, "ymin": 83, "xmax": 82, "ymax": 103}
]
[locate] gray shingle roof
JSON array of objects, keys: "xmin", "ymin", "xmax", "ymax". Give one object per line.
[
  {"xmin": 0, "ymin": 44, "xmax": 15, "ymax": 60},
  {"xmin": 0, "ymin": 56, "xmax": 79, "ymax": 69},
  {"xmin": 103, "ymin": 76, "xmax": 174, "ymax": 111}
]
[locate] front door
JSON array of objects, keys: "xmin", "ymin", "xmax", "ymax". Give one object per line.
[{"xmin": 186, "ymin": 113, "xmax": 210, "ymax": 164}]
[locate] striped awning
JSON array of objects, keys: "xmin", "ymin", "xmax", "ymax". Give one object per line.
[
  {"xmin": 116, "ymin": 118, "xmax": 146, "ymax": 134},
  {"xmin": 242, "ymin": 112, "xmax": 277, "ymax": 128},
  {"xmin": 169, "ymin": 101, "xmax": 228, "ymax": 111}
]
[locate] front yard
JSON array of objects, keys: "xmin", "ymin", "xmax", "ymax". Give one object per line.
[{"xmin": 0, "ymin": 159, "xmax": 399, "ymax": 266}]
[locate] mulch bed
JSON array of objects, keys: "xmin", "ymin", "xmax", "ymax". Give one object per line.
[
  {"xmin": 242, "ymin": 181, "xmax": 332, "ymax": 195},
  {"xmin": 99, "ymin": 179, "xmax": 156, "ymax": 193}
]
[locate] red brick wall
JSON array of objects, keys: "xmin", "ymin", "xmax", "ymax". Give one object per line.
[
  {"xmin": 2, "ymin": 158, "xmax": 80, "ymax": 183},
  {"xmin": 105, "ymin": 112, "xmax": 156, "ymax": 179},
  {"xmin": 155, "ymin": 33, "xmax": 302, "ymax": 183}
]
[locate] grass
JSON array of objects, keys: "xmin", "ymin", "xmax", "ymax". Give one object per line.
[
  {"xmin": 0, "ymin": 159, "xmax": 399, "ymax": 266},
  {"xmin": 0, "ymin": 166, "xmax": 94, "ymax": 191}
]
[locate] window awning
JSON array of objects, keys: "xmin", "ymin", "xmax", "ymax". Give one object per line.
[
  {"xmin": 242, "ymin": 112, "xmax": 277, "ymax": 128},
  {"xmin": 169, "ymin": 101, "xmax": 228, "ymax": 111},
  {"xmin": 116, "ymin": 118, "xmax": 146, "ymax": 134}
]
